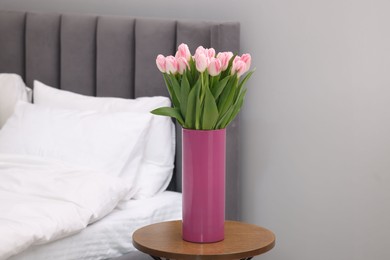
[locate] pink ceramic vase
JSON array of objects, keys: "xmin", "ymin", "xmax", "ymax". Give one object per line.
[{"xmin": 182, "ymin": 128, "xmax": 226, "ymax": 243}]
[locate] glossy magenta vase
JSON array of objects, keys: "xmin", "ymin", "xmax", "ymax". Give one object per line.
[{"xmin": 182, "ymin": 128, "xmax": 226, "ymax": 243}]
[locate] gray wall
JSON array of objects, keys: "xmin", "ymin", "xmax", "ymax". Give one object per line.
[{"xmin": 1, "ymin": 0, "xmax": 390, "ymax": 259}]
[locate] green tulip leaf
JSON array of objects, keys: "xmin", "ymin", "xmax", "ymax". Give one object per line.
[
  {"xmin": 181, "ymin": 73, "xmax": 190, "ymax": 118},
  {"xmin": 212, "ymin": 75, "xmax": 230, "ymax": 100},
  {"xmin": 235, "ymin": 70, "xmax": 254, "ymax": 100},
  {"xmin": 210, "ymin": 74, "xmax": 220, "ymax": 90},
  {"xmin": 185, "ymin": 78, "xmax": 201, "ymax": 129},
  {"xmin": 189, "ymin": 58, "xmax": 198, "ymax": 85},
  {"xmin": 218, "ymin": 75, "xmax": 238, "ymax": 116},
  {"xmin": 202, "ymin": 87, "xmax": 219, "ymax": 130},
  {"xmin": 151, "ymin": 107, "xmax": 184, "ymax": 126},
  {"xmin": 224, "ymin": 88, "xmax": 247, "ymax": 128},
  {"xmin": 171, "ymin": 74, "xmax": 182, "ymax": 104},
  {"xmin": 216, "ymin": 105, "xmax": 234, "ymax": 129},
  {"xmin": 195, "ymin": 78, "xmax": 203, "ymax": 129},
  {"xmin": 163, "ymin": 74, "xmax": 180, "ymax": 108},
  {"xmin": 186, "ymin": 61, "xmax": 194, "ymax": 84}
]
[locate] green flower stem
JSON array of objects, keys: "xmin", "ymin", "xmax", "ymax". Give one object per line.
[{"xmin": 200, "ymin": 72, "xmax": 205, "ymax": 103}]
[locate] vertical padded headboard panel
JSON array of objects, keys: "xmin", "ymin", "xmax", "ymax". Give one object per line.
[
  {"xmin": 25, "ymin": 12, "xmax": 61, "ymax": 88},
  {"xmin": 0, "ymin": 10, "xmax": 241, "ymax": 220},
  {"xmin": 61, "ymin": 14, "xmax": 97, "ymax": 95},
  {"xmin": 177, "ymin": 21, "xmax": 211, "ymax": 50},
  {"xmin": 0, "ymin": 11, "xmax": 25, "ymax": 78},
  {"xmin": 97, "ymin": 16, "xmax": 135, "ymax": 98},
  {"xmin": 134, "ymin": 19, "xmax": 176, "ymax": 98}
]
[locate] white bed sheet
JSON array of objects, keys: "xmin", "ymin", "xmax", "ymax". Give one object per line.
[
  {"xmin": 9, "ymin": 191, "xmax": 182, "ymax": 260},
  {"xmin": 0, "ymin": 154, "xmax": 131, "ymax": 260}
]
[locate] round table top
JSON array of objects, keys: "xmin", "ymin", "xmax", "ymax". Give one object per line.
[{"xmin": 132, "ymin": 220, "xmax": 275, "ymax": 260}]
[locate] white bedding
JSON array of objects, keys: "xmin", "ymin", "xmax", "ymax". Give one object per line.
[
  {"xmin": 0, "ymin": 154, "xmax": 131, "ymax": 260},
  {"xmin": 9, "ymin": 191, "xmax": 182, "ymax": 260}
]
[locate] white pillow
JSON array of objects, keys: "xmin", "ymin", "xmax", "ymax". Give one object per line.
[
  {"xmin": 34, "ymin": 80, "xmax": 175, "ymax": 199},
  {"xmin": 0, "ymin": 101, "xmax": 153, "ymax": 199},
  {"xmin": 0, "ymin": 73, "xmax": 30, "ymax": 128}
]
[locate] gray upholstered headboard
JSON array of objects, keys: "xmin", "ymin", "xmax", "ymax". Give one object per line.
[{"xmin": 0, "ymin": 10, "xmax": 241, "ymax": 220}]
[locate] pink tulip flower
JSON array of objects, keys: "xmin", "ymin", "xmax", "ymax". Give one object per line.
[
  {"xmin": 195, "ymin": 46, "xmax": 206, "ymax": 56},
  {"xmin": 216, "ymin": 52, "xmax": 233, "ymax": 71},
  {"xmin": 240, "ymin": 53, "xmax": 252, "ymax": 71},
  {"xmin": 165, "ymin": 55, "xmax": 179, "ymax": 75},
  {"xmin": 194, "ymin": 46, "xmax": 218, "ymax": 73},
  {"xmin": 177, "ymin": 56, "xmax": 189, "ymax": 75},
  {"xmin": 175, "ymin": 43, "xmax": 191, "ymax": 61},
  {"xmin": 231, "ymin": 58, "xmax": 247, "ymax": 77},
  {"xmin": 195, "ymin": 46, "xmax": 216, "ymax": 59},
  {"xmin": 156, "ymin": 54, "xmax": 166, "ymax": 73},
  {"xmin": 206, "ymin": 48, "xmax": 216, "ymax": 59},
  {"xmin": 231, "ymin": 54, "xmax": 252, "ymax": 77},
  {"xmin": 208, "ymin": 57, "xmax": 222, "ymax": 76},
  {"xmin": 194, "ymin": 53, "xmax": 208, "ymax": 73}
]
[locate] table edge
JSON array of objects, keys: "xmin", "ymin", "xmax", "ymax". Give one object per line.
[{"xmin": 132, "ymin": 220, "xmax": 276, "ymax": 259}]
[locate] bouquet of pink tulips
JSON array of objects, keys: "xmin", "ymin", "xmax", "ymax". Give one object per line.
[{"xmin": 152, "ymin": 43, "xmax": 253, "ymax": 130}]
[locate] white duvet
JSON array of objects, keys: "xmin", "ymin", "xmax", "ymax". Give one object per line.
[{"xmin": 0, "ymin": 154, "xmax": 131, "ymax": 260}]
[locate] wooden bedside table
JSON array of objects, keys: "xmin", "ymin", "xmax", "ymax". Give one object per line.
[{"xmin": 132, "ymin": 220, "xmax": 275, "ymax": 260}]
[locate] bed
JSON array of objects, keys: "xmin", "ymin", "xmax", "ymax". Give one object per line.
[{"xmin": 0, "ymin": 9, "xmax": 240, "ymax": 260}]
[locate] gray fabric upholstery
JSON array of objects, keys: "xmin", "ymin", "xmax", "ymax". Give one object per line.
[
  {"xmin": 134, "ymin": 18, "xmax": 176, "ymax": 98},
  {"xmin": 0, "ymin": 11, "xmax": 25, "ymax": 78},
  {"xmin": 61, "ymin": 14, "xmax": 97, "ymax": 95},
  {"xmin": 97, "ymin": 16, "xmax": 135, "ymax": 98},
  {"xmin": 0, "ymin": 10, "xmax": 241, "ymax": 220},
  {"xmin": 25, "ymin": 12, "xmax": 61, "ymax": 88}
]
